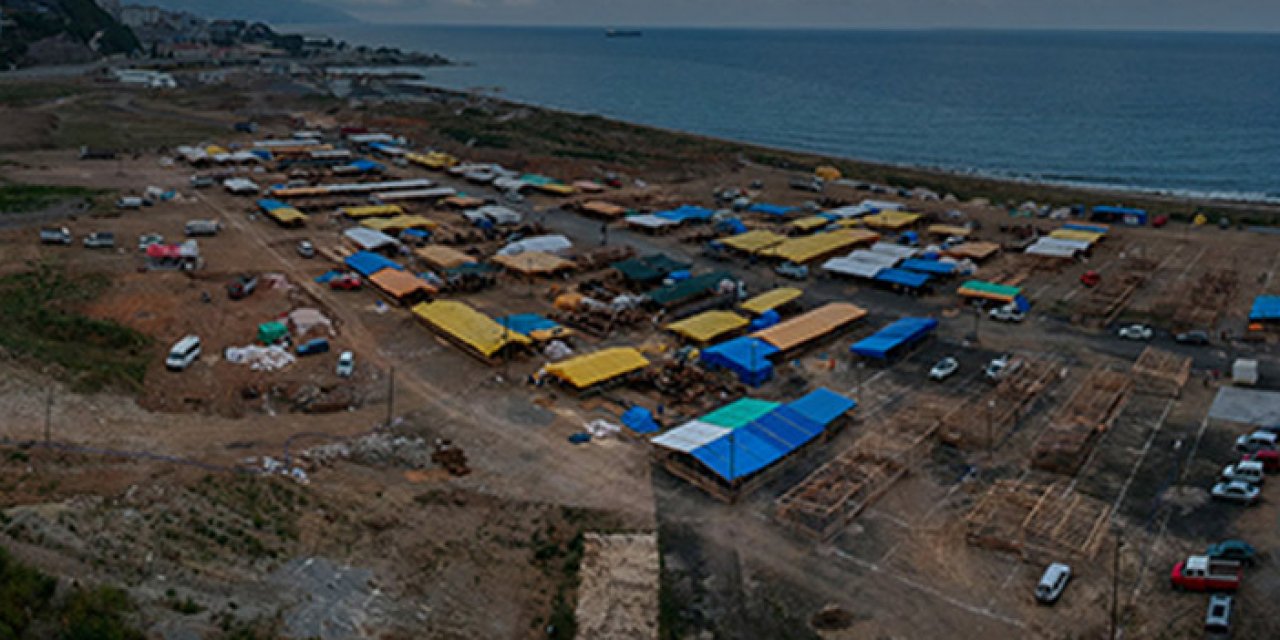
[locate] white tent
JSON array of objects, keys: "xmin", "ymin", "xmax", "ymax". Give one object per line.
[
  {"xmin": 464, "ymin": 205, "xmax": 522, "ymax": 226},
  {"xmin": 343, "ymin": 227, "xmax": 398, "ymax": 252},
  {"xmin": 869, "ymin": 242, "xmax": 919, "ymax": 260},
  {"xmin": 822, "ymin": 257, "xmax": 887, "ymax": 279},
  {"xmin": 498, "ymin": 234, "xmax": 572, "ymax": 257},
  {"xmin": 373, "ymin": 187, "xmax": 456, "ymax": 202},
  {"xmin": 650, "ymin": 421, "xmax": 730, "ymax": 453},
  {"xmin": 625, "ymin": 215, "xmax": 678, "ymax": 229}
]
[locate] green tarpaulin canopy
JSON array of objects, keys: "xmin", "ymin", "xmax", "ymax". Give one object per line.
[{"xmin": 258, "ymin": 321, "xmax": 288, "ymax": 344}]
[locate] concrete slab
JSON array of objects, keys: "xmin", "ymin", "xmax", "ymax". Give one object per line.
[{"xmin": 1207, "ymin": 386, "xmax": 1280, "ymax": 425}]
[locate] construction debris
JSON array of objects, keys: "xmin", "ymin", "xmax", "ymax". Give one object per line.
[
  {"xmin": 431, "ymin": 439, "xmax": 471, "ymax": 476},
  {"xmin": 574, "ymin": 533, "xmax": 660, "ymax": 640},
  {"xmin": 1030, "ymin": 369, "xmax": 1133, "ymax": 474},
  {"xmin": 225, "ymin": 345, "xmax": 295, "ymax": 371},
  {"xmin": 301, "ymin": 432, "xmax": 434, "ymax": 469},
  {"xmin": 963, "ymin": 480, "xmax": 1111, "ymax": 561}
]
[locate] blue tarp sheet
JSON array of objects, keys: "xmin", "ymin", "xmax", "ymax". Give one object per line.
[
  {"xmin": 401, "ymin": 228, "xmax": 430, "ymax": 239},
  {"xmin": 719, "ymin": 218, "xmax": 749, "ymax": 235},
  {"xmin": 497, "ymin": 313, "xmax": 562, "ymax": 337},
  {"xmin": 656, "ymin": 205, "xmax": 715, "ymax": 223},
  {"xmin": 691, "ymin": 406, "xmax": 824, "ymax": 481},
  {"xmin": 748, "ymin": 309, "xmax": 780, "ymax": 332},
  {"xmin": 1064, "ymin": 223, "xmax": 1110, "ymax": 234},
  {"xmin": 622, "ymin": 406, "xmax": 660, "ymax": 435},
  {"xmin": 701, "ymin": 336, "xmax": 778, "ymax": 387},
  {"xmin": 1092, "ymin": 205, "xmax": 1148, "ymax": 225},
  {"xmin": 787, "ymin": 388, "xmax": 857, "ymax": 427},
  {"xmin": 874, "ymin": 268, "xmax": 932, "ymax": 289},
  {"xmin": 900, "ymin": 258, "xmax": 957, "ymax": 275},
  {"xmin": 850, "ymin": 317, "xmax": 938, "ymax": 359},
  {"xmin": 349, "ymin": 159, "xmax": 384, "ymax": 172},
  {"xmin": 250, "ymin": 149, "xmax": 272, "ymax": 161},
  {"xmin": 1014, "ymin": 295, "xmax": 1031, "ymax": 313},
  {"xmin": 748, "ymin": 203, "xmax": 795, "ymax": 217},
  {"xmin": 1250, "ymin": 295, "xmax": 1280, "ymax": 321},
  {"xmin": 344, "ymin": 251, "xmax": 403, "ymax": 277},
  {"xmin": 315, "ymin": 270, "xmax": 341, "ymax": 284},
  {"xmin": 257, "ymin": 199, "xmax": 288, "ymax": 212}
]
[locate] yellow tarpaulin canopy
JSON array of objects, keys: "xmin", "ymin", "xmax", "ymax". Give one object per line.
[
  {"xmin": 760, "ymin": 230, "xmax": 879, "ymax": 264},
  {"xmin": 265, "ymin": 207, "xmax": 306, "ymax": 226},
  {"xmin": 362, "ymin": 214, "xmax": 438, "ymax": 233},
  {"xmin": 341, "ymin": 204, "xmax": 405, "ymax": 219},
  {"xmin": 927, "ymin": 224, "xmax": 971, "ymax": 237},
  {"xmin": 544, "ymin": 347, "xmax": 650, "ymax": 389},
  {"xmin": 580, "ymin": 201, "xmax": 628, "ymax": 218},
  {"xmin": 411, "ymin": 301, "xmax": 531, "ymax": 359},
  {"xmin": 369, "ymin": 269, "xmax": 437, "ymax": 301},
  {"xmin": 862, "ymin": 211, "xmax": 921, "ymax": 230},
  {"xmin": 720, "ymin": 230, "xmax": 785, "ymax": 254},
  {"xmin": 666, "ymin": 310, "xmax": 748, "ymax": 343},
  {"xmin": 740, "ymin": 288, "xmax": 803, "ymax": 315},
  {"xmin": 272, "ymin": 187, "xmax": 328, "ymax": 198},
  {"xmin": 944, "ymin": 241, "xmax": 1001, "ymax": 261},
  {"xmin": 406, "ymin": 151, "xmax": 457, "ymax": 170},
  {"xmin": 752, "ymin": 302, "xmax": 867, "ymax": 351},
  {"xmin": 205, "ymin": 145, "xmax": 228, "ymax": 155},
  {"xmin": 1049, "ymin": 229, "xmax": 1104, "ymax": 244},
  {"xmin": 414, "ymin": 245, "xmax": 476, "ymax": 270},
  {"xmin": 536, "ymin": 183, "xmax": 576, "ymax": 196},
  {"xmin": 491, "ymin": 251, "xmax": 576, "ymax": 275},
  {"xmin": 443, "ymin": 196, "xmax": 486, "ymax": 209},
  {"xmin": 815, "ymin": 165, "xmax": 842, "ymax": 181},
  {"xmin": 789, "ymin": 216, "xmax": 831, "ymax": 233}
]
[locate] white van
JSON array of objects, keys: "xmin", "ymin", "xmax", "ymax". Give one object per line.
[
  {"xmin": 165, "ymin": 335, "xmax": 202, "ymax": 371},
  {"xmin": 1034, "ymin": 563, "xmax": 1072, "ymax": 604},
  {"xmin": 184, "ymin": 219, "xmax": 221, "ymax": 237}
]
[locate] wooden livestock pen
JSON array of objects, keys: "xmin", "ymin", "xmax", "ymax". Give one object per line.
[
  {"xmin": 1029, "ymin": 369, "xmax": 1133, "ymax": 475},
  {"xmin": 964, "ymin": 480, "xmax": 1111, "ymax": 561},
  {"xmin": 938, "ymin": 356, "xmax": 1060, "ymax": 449},
  {"xmin": 1130, "ymin": 347, "xmax": 1192, "ymax": 398}
]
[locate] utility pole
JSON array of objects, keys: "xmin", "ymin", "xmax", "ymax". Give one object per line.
[
  {"xmin": 44, "ymin": 389, "xmax": 53, "ymax": 444},
  {"xmin": 384, "ymin": 366, "xmax": 395, "ymax": 427},
  {"xmin": 986, "ymin": 399, "xmax": 995, "ymax": 461},
  {"xmin": 1111, "ymin": 529, "xmax": 1124, "ymax": 640}
]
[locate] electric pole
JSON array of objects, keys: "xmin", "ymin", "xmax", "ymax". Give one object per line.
[{"xmin": 385, "ymin": 366, "xmax": 395, "ymax": 427}]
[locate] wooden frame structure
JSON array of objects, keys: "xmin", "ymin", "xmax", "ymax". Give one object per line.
[
  {"xmin": 1029, "ymin": 368, "xmax": 1133, "ymax": 474},
  {"xmin": 1163, "ymin": 268, "xmax": 1238, "ymax": 331},
  {"xmin": 1074, "ymin": 255, "xmax": 1157, "ymax": 327},
  {"xmin": 964, "ymin": 480, "xmax": 1112, "ymax": 560},
  {"xmin": 775, "ymin": 402, "xmax": 945, "ymax": 540},
  {"xmin": 1131, "ymin": 346, "xmax": 1192, "ymax": 398},
  {"xmin": 938, "ymin": 357, "xmax": 1060, "ymax": 449}
]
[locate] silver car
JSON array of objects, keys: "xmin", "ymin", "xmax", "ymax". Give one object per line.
[
  {"xmin": 1035, "ymin": 563, "xmax": 1072, "ymax": 605},
  {"xmin": 929, "ymin": 357, "xmax": 959, "ymax": 381},
  {"xmin": 1211, "ymin": 480, "xmax": 1260, "ymax": 505},
  {"xmin": 1205, "ymin": 594, "xmax": 1232, "ymax": 635}
]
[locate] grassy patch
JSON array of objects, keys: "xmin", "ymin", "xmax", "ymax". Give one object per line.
[
  {"xmin": 0, "ymin": 265, "xmax": 151, "ymax": 392},
  {"xmin": 0, "ymin": 183, "xmax": 99, "ymax": 214},
  {"xmin": 0, "ymin": 546, "xmax": 142, "ymax": 639},
  {"xmin": 0, "ymin": 81, "xmax": 78, "ymax": 107}
]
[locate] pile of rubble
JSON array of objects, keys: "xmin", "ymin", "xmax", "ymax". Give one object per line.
[
  {"xmin": 301, "ymin": 432, "xmax": 435, "ymax": 469},
  {"xmin": 225, "ymin": 345, "xmax": 295, "ymax": 371}
]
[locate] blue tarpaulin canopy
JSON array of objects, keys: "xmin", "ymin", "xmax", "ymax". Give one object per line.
[
  {"xmin": 786, "ymin": 388, "xmax": 857, "ymax": 427},
  {"xmin": 622, "ymin": 406, "xmax": 660, "ymax": 435},
  {"xmin": 851, "ymin": 317, "xmax": 938, "ymax": 359},
  {"xmin": 748, "ymin": 309, "xmax": 780, "ymax": 332},
  {"xmin": 900, "ymin": 258, "xmax": 957, "ymax": 275},
  {"xmin": 348, "ymin": 158, "xmax": 384, "ymax": 173},
  {"xmin": 1064, "ymin": 222, "xmax": 1109, "ymax": 234},
  {"xmin": 257, "ymin": 199, "xmax": 288, "ymax": 212},
  {"xmin": 691, "ymin": 406, "xmax": 823, "ymax": 481},
  {"xmin": 1092, "ymin": 205, "xmax": 1148, "ymax": 225},
  {"xmin": 1013, "ymin": 295, "xmax": 1032, "ymax": 313},
  {"xmin": 701, "ymin": 336, "xmax": 778, "ymax": 387},
  {"xmin": 748, "ymin": 203, "xmax": 795, "ymax": 217},
  {"xmin": 344, "ymin": 251, "xmax": 403, "ymax": 277},
  {"xmin": 497, "ymin": 313, "xmax": 563, "ymax": 337},
  {"xmin": 656, "ymin": 205, "xmax": 715, "ymax": 223},
  {"xmin": 1251, "ymin": 295, "xmax": 1280, "ymax": 321},
  {"xmin": 719, "ymin": 218, "xmax": 749, "ymax": 235},
  {"xmin": 874, "ymin": 268, "xmax": 932, "ymax": 289}
]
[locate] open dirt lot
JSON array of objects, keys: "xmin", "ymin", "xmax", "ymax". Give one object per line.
[{"xmin": 3, "ymin": 75, "xmax": 1280, "ymax": 639}]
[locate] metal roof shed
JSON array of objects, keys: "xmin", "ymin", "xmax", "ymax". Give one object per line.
[
  {"xmin": 1250, "ymin": 296, "xmax": 1280, "ymax": 322},
  {"xmin": 700, "ymin": 336, "xmax": 778, "ymax": 387},
  {"xmin": 851, "ymin": 317, "xmax": 938, "ymax": 359},
  {"xmin": 786, "ymin": 388, "xmax": 857, "ymax": 427}
]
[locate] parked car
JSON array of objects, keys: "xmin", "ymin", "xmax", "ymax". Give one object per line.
[
  {"xmin": 1205, "ymin": 594, "xmax": 1233, "ymax": 636},
  {"xmin": 1235, "ymin": 431, "xmax": 1279, "ymax": 453},
  {"xmin": 184, "ymin": 219, "xmax": 221, "ymax": 237},
  {"xmin": 136, "ymin": 235, "xmax": 163, "ymax": 253},
  {"xmin": 1034, "ymin": 563, "xmax": 1072, "ymax": 605},
  {"xmin": 774, "ymin": 261, "xmax": 809, "ymax": 280},
  {"xmin": 1205, "ymin": 540, "xmax": 1257, "ymax": 566},
  {"xmin": 789, "ymin": 177, "xmax": 824, "ymax": 193},
  {"xmin": 1210, "ymin": 480, "xmax": 1261, "ymax": 506},
  {"xmin": 989, "ymin": 305, "xmax": 1025, "ymax": 322},
  {"xmin": 1220, "ymin": 460, "xmax": 1266, "ymax": 485},
  {"xmin": 165, "ymin": 335, "xmax": 202, "ymax": 371},
  {"xmin": 226, "ymin": 275, "xmax": 258, "ymax": 300},
  {"xmin": 929, "ymin": 357, "xmax": 960, "ymax": 381},
  {"xmin": 1117, "ymin": 324, "xmax": 1154, "ymax": 340},
  {"xmin": 83, "ymin": 232, "xmax": 115, "ymax": 249},
  {"xmin": 297, "ymin": 338, "xmax": 330, "ymax": 357},
  {"xmin": 116, "ymin": 196, "xmax": 146, "ymax": 209},
  {"xmin": 40, "ymin": 227, "xmax": 72, "ymax": 245},
  {"xmin": 985, "ymin": 355, "xmax": 1011, "ymax": 381},
  {"xmin": 297, "ymin": 240, "xmax": 315, "ymax": 258},
  {"xmin": 329, "ymin": 274, "xmax": 363, "ymax": 291},
  {"xmin": 190, "ymin": 175, "xmax": 215, "ymax": 189},
  {"xmin": 1170, "ymin": 555, "xmax": 1242, "ymax": 592},
  {"xmin": 1243, "ymin": 449, "xmax": 1280, "ymax": 472},
  {"xmin": 336, "ymin": 351, "xmax": 354, "ymax": 378},
  {"xmin": 1175, "ymin": 330, "xmax": 1210, "ymax": 345}
]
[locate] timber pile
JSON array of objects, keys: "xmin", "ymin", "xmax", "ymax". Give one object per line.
[
  {"xmin": 1131, "ymin": 346, "xmax": 1192, "ymax": 397},
  {"xmin": 964, "ymin": 480, "xmax": 1111, "ymax": 560},
  {"xmin": 1029, "ymin": 369, "xmax": 1133, "ymax": 475}
]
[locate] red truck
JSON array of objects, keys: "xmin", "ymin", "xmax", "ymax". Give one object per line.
[{"xmin": 1170, "ymin": 555, "xmax": 1242, "ymax": 592}]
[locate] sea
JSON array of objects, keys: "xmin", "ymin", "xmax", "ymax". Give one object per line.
[{"xmin": 314, "ymin": 26, "xmax": 1280, "ymax": 202}]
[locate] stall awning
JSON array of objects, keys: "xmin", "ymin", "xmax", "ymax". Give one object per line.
[
  {"xmin": 958, "ymin": 280, "xmax": 1022, "ymax": 303},
  {"xmin": 760, "ymin": 230, "xmax": 880, "ymax": 264},
  {"xmin": 862, "ymin": 211, "xmax": 921, "ymax": 230},
  {"xmin": 369, "ymin": 269, "xmax": 437, "ymax": 300},
  {"xmin": 544, "ymin": 347, "xmax": 650, "ymax": 389},
  {"xmin": 719, "ymin": 230, "xmax": 785, "ymax": 254},
  {"xmin": 411, "ymin": 301, "xmax": 531, "ymax": 358},
  {"xmin": 851, "ymin": 317, "xmax": 938, "ymax": 359},
  {"xmin": 341, "ymin": 204, "xmax": 405, "ymax": 219},
  {"xmin": 414, "ymin": 245, "xmax": 476, "ymax": 270},
  {"xmin": 700, "ymin": 398, "xmax": 782, "ymax": 429},
  {"xmin": 753, "ymin": 303, "xmax": 867, "ymax": 351},
  {"xmin": 491, "ymin": 251, "xmax": 576, "ymax": 275},
  {"xmin": 666, "ymin": 310, "xmax": 749, "ymax": 343},
  {"xmin": 739, "ymin": 288, "xmax": 802, "ymax": 315}
]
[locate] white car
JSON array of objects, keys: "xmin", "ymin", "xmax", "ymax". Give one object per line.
[
  {"xmin": 929, "ymin": 357, "xmax": 959, "ymax": 381},
  {"xmin": 1034, "ymin": 563, "xmax": 1072, "ymax": 605},
  {"xmin": 1117, "ymin": 324, "xmax": 1153, "ymax": 340},
  {"xmin": 336, "ymin": 351, "xmax": 354, "ymax": 378},
  {"xmin": 165, "ymin": 335, "xmax": 201, "ymax": 371},
  {"xmin": 1211, "ymin": 481, "xmax": 1260, "ymax": 505},
  {"xmin": 985, "ymin": 355, "xmax": 1011, "ymax": 381},
  {"xmin": 1220, "ymin": 461, "xmax": 1265, "ymax": 485},
  {"xmin": 989, "ymin": 305, "xmax": 1025, "ymax": 322}
]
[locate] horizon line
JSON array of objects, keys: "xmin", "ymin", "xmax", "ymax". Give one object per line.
[{"xmin": 292, "ymin": 20, "xmax": 1280, "ymax": 35}]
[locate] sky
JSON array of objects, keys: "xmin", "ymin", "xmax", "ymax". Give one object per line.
[{"xmin": 317, "ymin": 0, "xmax": 1280, "ymax": 31}]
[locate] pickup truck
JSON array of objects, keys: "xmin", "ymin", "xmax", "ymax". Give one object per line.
[
  {"xmin": 226, "ymin": 275, "xmax": 258, "ymax": 300},
  {"xmin": 1170, "ymin": 555, "xmax": 1242, "ymax": 592},
  {"xmin": 40, "ymin": 227, "xmax": 72, "ymax": 245}
]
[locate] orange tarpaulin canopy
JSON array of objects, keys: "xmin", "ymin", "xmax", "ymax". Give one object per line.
[
  {"xmin": 369, "ymin": 269, "xmax": 437, "ymax": 302},
  {"xmin": 752, "ymin": 303, "xmax": 867, "ymax": 351}
]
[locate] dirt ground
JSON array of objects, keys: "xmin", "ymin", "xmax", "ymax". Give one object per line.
[{"xmin": 3, "ymin": 74, "xmax": 1280, "ymax": 639}]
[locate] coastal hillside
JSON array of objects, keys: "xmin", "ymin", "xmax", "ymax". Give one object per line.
[
  {"xmin": 129, "ymin": 0, "xmax": 357, "ymax": 25},
  {"xmin": 0, "ymin": 0, "xmax": 140, "ymax": 68}
]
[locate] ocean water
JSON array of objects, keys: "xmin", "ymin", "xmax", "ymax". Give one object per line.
[{"xmin": 318, "ymin": 26, "xmax": 1280, "ymax": 201}]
